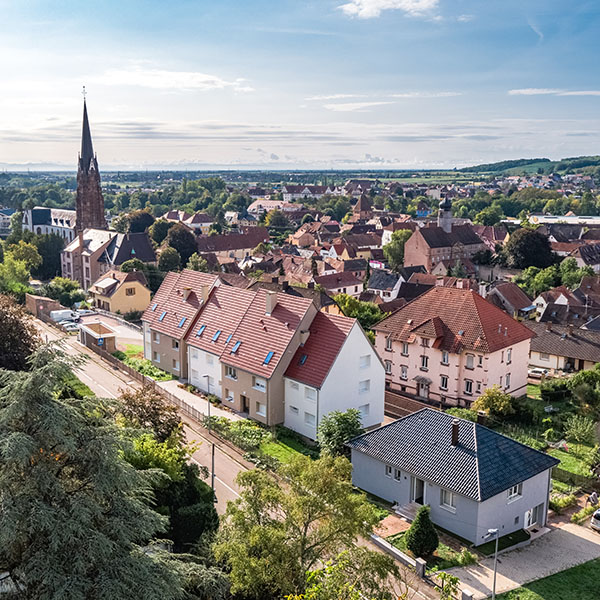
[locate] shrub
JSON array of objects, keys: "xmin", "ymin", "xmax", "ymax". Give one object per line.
[
  {"xmin": 445, "ymin": 408, "xmax": 477, "ymax": 422},
  {"xmin": 112, "ymin": 350, "xmax": 127, "ymax": 361},
  {"xmin": 317, "ymin": 409, "xmax": 363, "ymax": 457},
  {"xmin": 549, "ymin": 494, "xmax": 578, "ymax": 514},
  {"xmin": 204, "ymin": 416, "xmax": 271, "ymax": 452},
  {"xmin": 459, "ymin": 548, "xmax": 478, "ymax": 566},
  {"xmin": 571, "ymin": 504, "xmax": 598, "ymax": 524},
  {"xmin": 206, "ymin": 394, "xmax": 221, "ymax": 406},
  {"xmin": 472, "ymin": 385, "xmax": 513, "ymax": 417},
  {"xmin": 541, "ymin": 378, "xmax": 571, "ymax": 404},
  {"xmin": 123, "ymin": 310, "xmax": 143, "ymax": 322},
  {"xmin": 404, "ymin": 506, "xmax": 439, "ymax": 558}
]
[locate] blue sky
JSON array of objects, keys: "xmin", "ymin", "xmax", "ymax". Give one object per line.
[{"xmin": 0, "ymin": 0, "xmax": 599, "ymax": 169}]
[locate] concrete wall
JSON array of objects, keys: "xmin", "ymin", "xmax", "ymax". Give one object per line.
[{"xmin": 147, "ymin": 329, "xmax": 186, "ymax": 378}]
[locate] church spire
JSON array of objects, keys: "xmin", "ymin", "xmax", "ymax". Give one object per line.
[{"xmin": 80, "ymin": 98, "xmax": 95, "ymax": 173}]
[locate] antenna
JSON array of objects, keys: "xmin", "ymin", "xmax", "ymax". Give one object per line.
[{"xmin": 82, "ymin": 85, "xmax": 87, "ymax": 101}]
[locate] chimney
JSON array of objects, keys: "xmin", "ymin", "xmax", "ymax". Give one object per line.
[
  {"xmin": 546, "ymin": 322, "xmax": 552, "ymax": 332},
  {"xmin": 307, "ymin": 281, "xmax": 315, "ymax": 289},
  {"xmin": 476, "ymin": 411, "xmax": 487, "ymax": 426},
  {"xmin": 183, "ymin": 287, "xmax": 192, "ymax": 301},
  {"xmin": 568, "ymin": 323, "xmax": 574, "ymax": 336},
  {"xmin": 201, "ymin": 284, "xmax": 211, "ymax": 303},
  {"xmin": 282, "ymin": 280, "xmax": 289, "ymax": 290},
  {"xmin": 300, "ymin": 329, "xmax": 310, "ymax": 345},
  {"xmin": 451, "ymin": 419, "xmax": 459, "ymax": 446},
  {"xmin": 265, "ymin": 290, "xmax": 277, "ymax": 315}
]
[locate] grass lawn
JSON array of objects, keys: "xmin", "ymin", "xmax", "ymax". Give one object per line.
[
  {"xmin": 547, "ymin": 446, "xmax": 594, "ymax": 476},
  {"xmin": 363, "ymin": 492, "xmax": 393, "ymax": 521},
  {"xmin": 476, "ymin": 529, "xmax": 530, "ymax": 556},
  {"xmin": 497, "ymin": 558, "xmax": 600, "ymax": 599},
  {"xmin": 551, "ymin": 479, "xmax": 578, "ymax": 495},
  {"xmin": 258, "ymin": 428, "xmax": 319, "ymax": 465},
  {"xmin": 387, "ymin": 531, "xmax": 468, "ymax": 570},
  {"xmin": 527, "ymin": 383, "xmax": 541, "ymax": 399},
  {"xmin": 123, "ymin": 344, "xmax": 144, "ymax": 359}
]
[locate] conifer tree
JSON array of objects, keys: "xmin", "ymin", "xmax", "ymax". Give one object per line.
[{"xmin": 405, "ymin": 505, "xmax": 439, "ymax": 558}]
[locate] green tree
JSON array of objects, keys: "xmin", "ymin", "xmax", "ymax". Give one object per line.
[
  {"xmin": 6, "ymin": 240, "xmax": 42, "ymax": 272},
  {"xmin": 112, "ymin": 214, "xmax": 130, "ymax": 233},
  {"xmin": 404, "ymin": 505, "xmax": 439, "ymax": 558},
  {"xmin": 166, "ymin": 223, "xmax": 197, "ymax": 265},
  {"xmin": 0, "ymin": 347, "xmax": 186, "ymax": 599},
  {"xmin": 186, "ymin": 252, "xmax": 209, "ymax": 272},
  {"xmin": 121, "ymin": 258, "xmax": 165, "ymax": 293},
  {"xmin": 252, "ymin": 241, "xmax": 271, "ymax": 255},
  {"xmin": 41, "ymin": 276, "xmax": 85, "ymax": 307},
  {"xmin": 4, "ymin": 210, "xmax": 23, "ymax": 245},
  {"xmin": 214, "ymin": 455, "xmax": 379, "ymax": 599},
  {"xmin": 472, "ymin": 385, "xmax": 513, "ymax": 416},
  {"xmin": 335, "ymin": 293, "xmax": 385, "ymax": 331},
  {"xmin": 0, "ymin": 294, "xmax": 40, "ymax": 371},
  {"xmin": 0, "ymin": 254, "xmax": 32, "ymax": 301},
  {"xmin": 301, "ymin": 213, "xmax": 315, "ymax": 224},
  {"xmin": 564, "ymin": 415, "xmax": 596, "ymax": 454},
  {"xmin": 265, "ymin": 209, "xmax": 290, "ymax": 229},
  {"xmin": 150, "ymin": 219, "xmax": 175, "ymax": 244},
  {"xmin": 504, "ymin": 228, "xmax": 555, "ymax": 269},
  {"xmin": 560, "ymin": 258, "xmax": 594, "ymax": 289},
  {"xmin": 474, "ymin": 204, "xmax": 504, "ymax": 226},
  {"xmin": 383, "ymin": 229, "xmax": 412, "ymax": 271},
  {"xmin": 128, "ymin": 209, "xmax": 156, "ymax": 233},
  {"xmin": 32, "ymin": 233, "xmax": 64, "ymax": 280},
  {"xmin": 159, "ymin": 246, "xmax": 182, "ymax": 272},
  {"xmin": 317, "ymin": 408, "xmax": 363, "ymax": 457}
]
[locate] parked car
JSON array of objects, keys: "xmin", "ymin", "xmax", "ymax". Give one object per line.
[
  {"xmin": 528, "ymin": 367, "xmax": 549, "ymax": 379},
  {"xmin": 591, "ymin": 509, "xmax": 600, "ymax": 532},
  {"xmin": 59, "ymin": 321, "xmax": 80, "ymax": 332},
  {"xmin": 50, "ymin": 309, "xmax": 80, "ymax": 323}
]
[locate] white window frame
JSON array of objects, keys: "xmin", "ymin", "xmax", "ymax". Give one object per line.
[
  {"xmin": 153, "ymin": 351, "xmax": 160, "ymax": 363},
  {"xmin": 440, "ymin": 374, "xmax": 448, "ymax": 390},
  {"xmin": 360, "ymin": 354, "xmax": 371, "ymax": 369},
  {"xmin": 400, "ymin": 365, "xmax": 408, "ymax": 380},
  {"xmin": 385, "ymin": 336, "xmax": 393, "ymax": 351},
  {"xmin": 464, "ymin": 379, "xmax": 473, "ymax": 395},
  {"xmin": 225, "ymin": 365, "xmax": 237, "ymax": 380},
  {"xmin": 385, "ymin": 465, "xmax": 392, "ymax": 478},
  {"xmin": 401, "ymin": 342, "xmax": 409, "ymax": 356},
  {"xmin": 466, "ymin": 354, "xmax": 474, "ymax": 369},
  {"xmin": 441, "ymin": 351, "xmax": 449, "ymax": 365},
  {"xmin": 359, "ymin": 379, "xmax": 370, "ymax": 394},
  {"xmin": 540, "ymin": 352, "xmax": 550, "ymax": 361},
  {"xmin": 255, "ymin": 402, "xmax": 266, "ymax": 417},
  {"xmin": 507, "ymin": 483, "xmax": 523, "ymax": 502},
  {"xmin": 359, "ymin": 403, "xmax": 370, "ymax": 417},
  {"xmin": 152, "ymin": 332, "xmax": 160, "ymax": 343},
  {"xmin": 507, "ymin": 348, "xmax": 512, "ymax": 364},
  {"xmin": 253, "ymin": 376, "xmax": 266, "ymax": 392},
  {"xmin": 394, "ymin": 468, "xmax": 401, "ymax": 481},
  {"xmin": 420, "ymin": 355, "xmax": 429, "ymax": 370},
  {"xmin": 289, "ymin": 405, "xmax": 299, "ymax": 414},
  {"xmin": 304, "ymin": 412, "xmax": 316, "ymax": 426},
  {"xmin": 440, "ymin": 489, "xmax": 456, "ymax": 513},
  {"xmin": 384, "ymin": 360, "xmax": 392, "ymax": 374},
  {"xmin": 304, "ymin": 387, "xmax": 317, "ymax": 402}
]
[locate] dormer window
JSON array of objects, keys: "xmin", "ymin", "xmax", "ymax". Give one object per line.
[{"xmin": 421, "ymin": 337, "xmax": 429, "ymax": 347}]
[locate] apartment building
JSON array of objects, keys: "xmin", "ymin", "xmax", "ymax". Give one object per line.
[{"xmin": 373, "ymin": 287, "xmax": 534, "ymax": 407}]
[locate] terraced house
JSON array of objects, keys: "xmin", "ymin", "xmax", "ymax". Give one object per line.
[{"xmin": 141, "ymin": 269, "xmax": 384, "ymax": 439}]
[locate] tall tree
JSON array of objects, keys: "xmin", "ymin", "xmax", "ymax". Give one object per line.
[
  {"xmin": 159, "ymin": 246, "xmax": 182, "ymax": 272},
  {"xmin": 32, "ymin": 233, "xmax": 65, "ymax": 280},
  {"xmin": 383, "ymin": 229, "xmax": 412, "ymax": 271},
  {"xmin": 186, "ymin": 252, "xmax": 209, "ymax": 272},
  {"xmin": 317, "ymin": 408, "xmax": 363, "ymax": 457},
  {"xmin": 0, "ymin": 294, "xmax": 40, "ymax": 371},
  {"xmin": 265, "ymin": 209, "xmax": 290, "ymax": 229},
  {"xmin": 41, "ymin": 276, "xmax": 85, "ymax": 307},
  {"xmin": 166, "ymin": 223, "xmax": 197, "ymax": 265},
  {"xmin": 150, "ymin": 219, "xmax": 175, "ymax": 245},
  {"xmin": 5, "ymin": 240, "xmax": 42, "ymax": 272},
  {"xmin": 0, "ymin": 347, "xmax": 186, "ymax": 599},
  {"xmin": 504, "ymin": 228, "xmax": 555, "ymax": 269},
  {"xmin": 128, "ymin": 209, "xmax": 156, "ymax": 233}
]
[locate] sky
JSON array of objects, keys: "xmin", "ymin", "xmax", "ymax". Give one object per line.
[{"xmin": 0, "ymin": 0, "xmax": 599, "ymax": 170}]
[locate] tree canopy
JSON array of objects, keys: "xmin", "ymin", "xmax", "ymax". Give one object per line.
[
  {"xmin": 504, "ymin": 228, "xmax": 555, "ymax": 269},
  {"xmin": 166, "ymin": 223, "xmax": 198, "ymax": 265},
  {"xmin": 159, "ymin": 246, "xmax": 182, "ymax": 272},
  {"xmin": 383, "ymin": 229, "xmax": 412, "ymax": 271},
  {"xmin": 317, "ymin": 408, "xmax": 363, "ymax": 457},
  {"xmin": 0, "ymin": 294, "xmax": 40, "ymax": 371}
]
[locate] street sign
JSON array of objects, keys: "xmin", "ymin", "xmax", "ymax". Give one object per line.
[{"xmin": 98, "ymin": 338, "xmax": 104, "ymax": 346}]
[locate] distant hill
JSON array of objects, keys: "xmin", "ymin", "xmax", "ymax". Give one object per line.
[{"xmin": 460, "ymin": 155, "xmax": 600, "ymax": 175}]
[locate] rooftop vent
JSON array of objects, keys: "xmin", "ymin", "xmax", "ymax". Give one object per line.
[{"xmin": 451, "ymin": 419, "xmax": 459, "ymax": 447}]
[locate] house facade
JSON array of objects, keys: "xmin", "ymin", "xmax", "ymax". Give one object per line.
[
  {"xmin": 374, "ymin": 287, "xmax": 534, "ymax": 406},
  {"xmin": 88, "ymin": 270, "xmax": 151, "ymax": 314},
  {"xmin": 349, "ymin": 409, "xmax": 559, "ymax": 545}
]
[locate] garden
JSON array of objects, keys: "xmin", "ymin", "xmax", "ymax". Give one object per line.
[{"xmin": 112, "ymin": 344, "xmax": 174, "ymax": 381}]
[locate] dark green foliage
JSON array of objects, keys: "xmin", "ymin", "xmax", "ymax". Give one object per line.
[
  {"xmin": 317, "ymin": 409, "xmax": 364, "ymax": 456},
  {"xmin": 159, "ymin": 246, "xmax": 182, "ymax": 272},
  {"xmin": 445, "ymin": 407, "xmax": 478, "ymax": 422},
  {"xmin": 31, "ymin": 233, "xmax": 64, "ymax": 280},
  {"xmin": 55, "ymin": 371, "xmax": 94, "ymax": 399},
  {"xmin": 505, "ymin": 228, "xmax": 555, "ymax": 269},
  {"xmin": 0, "ymin": 294, "xmax": 40, "ymax": 371},
  {"xmin": 405, "ymin": 506, "xmax": 439, "ymax": 558},
  {"xmin": 335, "ymin": 293, "xmax": 386, "ymax": 331},
  {"xmin": 41, "ymin": 276, "xmax": 85, "ymax": 307},
  {"xmin": 541, "ymin": 378, "xmax": 572, "ymax": 403},
  {"xmin": 166, "ymin": 223, "xmax": 197, "ymax": 265},
  {"xmin": 150, "ymin": 219, "xmax": 176, "ymax": 244},
  {"xmin": 121, "ymin": 258, "xmax": 165, "ymax": 293},
  {"xmin": 128, "ymin": 209, "xmax": 156, "ymax": 232}
]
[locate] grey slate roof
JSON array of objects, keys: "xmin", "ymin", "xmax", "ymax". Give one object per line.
[
  {"xmin": 348, "ymin": 408, "xmax": 559, "ymax": 502},
  {"xmin": 368, "ymin": 269, "xmax": 399, "ymax": 291}
]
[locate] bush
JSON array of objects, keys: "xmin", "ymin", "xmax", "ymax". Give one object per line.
[
  {"xmin": 204, "ymin": 416, "xmax": 272, "ymax": 452},
  {"xmin": 405, "ymin": 506, "xmax": 439, "ymax": 558},
  {"xmin": 112, "ymin": 350, "xmax": 127, "ymax": 361},
  {"xmin": 571, "ymin": 504, "xmax": 598, "ymax": 525},
  {"xmin": 123, "ymin": 310, "xmax": 143, "ymax": 322},
  {"xmin": 549, "ymin": 494, "xmax": 578, "ymax": 514},
  {"xmin": 206, "ymin": 394, "xmax": 221, "ymax": 406},
  {"xmin": 541, "ymin": 378, "xmax": 571, "ymax": 404},
  {"xmin": 317, "ymin": 409, "xmax": 363, "ymax": 457},
  {"xmin": 445, "ymin": 408, "xmax": 477, "ymax": 422}
]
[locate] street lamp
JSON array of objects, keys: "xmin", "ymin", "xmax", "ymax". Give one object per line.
[
  {"xmin": 485, "ymin": 528, "xmax": 500, "ymax": 600},
  {"xmin": 202, "ymin": 374, "xmax": 215, "ymax": 492}
]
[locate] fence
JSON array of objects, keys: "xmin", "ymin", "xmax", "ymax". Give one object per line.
[
  {"xmin": 553, "ymin": 466, "xmax": 600, "ymax": 491},
  {"xmin": 94, "ymin": 308, "xmax": 143, "ymax": 332}
]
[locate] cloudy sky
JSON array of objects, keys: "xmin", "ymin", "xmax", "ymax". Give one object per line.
[{"xmin": 1, "ymin": 0, "xmax": 599, "ymax": 170}]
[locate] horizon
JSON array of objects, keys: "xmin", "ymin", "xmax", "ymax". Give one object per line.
[{"xmin": 1, "ymin": 1, "xmax": 599, "ymax": 170}]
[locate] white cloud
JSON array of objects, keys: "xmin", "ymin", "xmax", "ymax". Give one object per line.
[
  {"xmin": 306, "ymin": 93, "xmax": 367, "ymax": 100},
  {"xmin": 389, "ymin": 91, "xmax": 462, "ymax": 98},
  {"xmin": 528, "ymin": 20, "xmax": 544, "ymax": 43},
  {"xmin": 339, "ymin": 0, "xmax": 439, "ymax": 19},
  {"xmin": 457, "ymin": 14, "xmax": 474, "ymax": 23},
  {"xmin": 559, "ymin": 90, "xmax": 600, "ymax": 96},
  {"xmin": 509, "ymin": 88, "xmax": 600, "ymax": 96},
  {"xmin": 92, "ymin": 65, "xmax": 254, "ymax": 93},
  {"xmin": 323, "ymin": 101, "xmax": 394, "ymax": 112}
]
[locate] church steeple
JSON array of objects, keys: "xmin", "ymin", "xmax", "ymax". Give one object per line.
[{"xmin": 75, "ymin": 94, "xmax": 107, "ymax": 233}]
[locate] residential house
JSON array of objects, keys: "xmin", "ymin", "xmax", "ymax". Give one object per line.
[
  {"xmin": 533, "ymin": 286, "xmax": 582, "ymax": 317},
  {"xmin": 0, "ymin": 208, "xmax": 15, "ymax": 237},
  {"xmin": 88, "ymin": 269, "xmax": 151, "ymax": 314},
  {"xmin": 313, "ymin": 271, "xmax": 363, "ymax": 298},
  {"xmin": 526, "ymin": 321, "xmax": 600, "ymax": 372},
  {"xmin": 381, "ymin": 221, "xmax": 417, "ymax": 246},
  {"xmin": 196, "ymin": 227, "xmax": 270, "ymax": 259},
  {"xmin": 282, "ymin": 185, "xmax": 334, "ymax": 202},
  {"xmin": 162, "ymin": 210, "xmax": 213, "ymax": 234},
  {"xmin": 569, "ymin": 243, "xmax": 600, "ymax": 273},
  {"xmin": 367, "ymin": 270, "xmax": 402, "ymax": 300},
  {"xmin": 349, "ymin": 409, "xmax": 558, "ymax": 545},
  {"xmin": 248, "ymin": 198, "xmax": 303, "ymax": 215},
  {"xmin": 373, "ymin": 287, "xmax": 534, "ymax": 406},
  {"xmin": 486, "ymin": 282, "xmax": 536, "ymax": 319}
]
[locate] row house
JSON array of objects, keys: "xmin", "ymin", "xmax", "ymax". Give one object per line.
[
  {"xmin": 141, "ymin": 269, "xmax": 384, "ymax": 439},
  {"xmin": 373, "ymin": 287, "xmax": 534, "ymax": 407},
  {"xmin": 162, "ymin": 210, "xmax": 213, "ymax": 235},
  {"xmin": 313, "ymin": 271, "xmax": 363, "ymax": 298}
]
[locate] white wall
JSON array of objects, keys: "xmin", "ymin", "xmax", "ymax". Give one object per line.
[
  {"xmin": 188, "ymin": 347, "xmax": 222, "ymax": 398},
  {"xmin": 143, "ymin": 323, "xmax": 152, "ymax": 360},
  {"xmin": 284, "ymin": 379, "xmax": 318, "ymax": 439}
]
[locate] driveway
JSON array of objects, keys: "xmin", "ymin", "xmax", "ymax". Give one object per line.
[{"xmin": 450, "ymin": 523, "xmax": 600, "ymax": 599}]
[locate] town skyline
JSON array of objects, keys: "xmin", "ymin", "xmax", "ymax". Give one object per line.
[{"xmin": 1, "ymin": 0, "xmax": 599, "ymax": 170}]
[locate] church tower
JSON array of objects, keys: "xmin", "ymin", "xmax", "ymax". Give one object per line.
[
  {"xmin": 75, "ymin": 99, "xmax": 107, "ymax": 232},
  {"xmin": 437, "ymin": 197, "xmax": 452, "ymax": 234}
]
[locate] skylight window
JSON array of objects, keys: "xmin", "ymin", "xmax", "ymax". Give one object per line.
[
  {"xmin": 212, "ymin": 330, "xmax": 222, "ymax": 342},
  {"xmin": 158, "ymin": 311, "xmax": 167, "ymax": 322},
  {"xmin": 226, "ymin": 333, "xmax": 233, "ymax": 343},
  {"xmin": 177, "ymin": 317, "xmax": 187, "ymax": 328},
  {"xmin": 299, "ymin": 354, "xmax": 307, "ymax": 366},
  {"xmin": 196, "ymin": 324, "xmax": 206, "ymax": 336},
  {"xmin": 231, "ymin": 341, "xmax": 242, "ymax": 354},
  {"xmin": 264, "ymin": 351, "xmax": 274, "ymax": 365},
  {"xmin": 151, "ymin": 303, "xmax": 158, "ymax": 311}
]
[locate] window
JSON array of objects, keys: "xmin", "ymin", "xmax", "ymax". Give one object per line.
[
  {"xmin": 226, "ymin": 333, "xmax": 233, "ymax": 344},
  {"xmin": 153, "ymin": 351, "xmax": 160, "ymax": 363},
  {"xmin": 253, "ymin": 376, "xmax": 266, "ymax": 392},
  {"xmin": 478, "ymin": 355, "xmax": 483, "ymax": 367},
  {"xmin": 501, "ymin": 351, "xmax": 504, "ymax": 363},
  {"xmin": 465, "ymin": 379, "xmax": 473, "ymax": 395},
  {"xmin": 466, "ymin": 354, "xmax": 474, "ymax": 369},
  {"xmin": 299, "ymin": 354, "xmax": 308, "ymax": 366},
  {"xmin": 231, "ymin": 341, "xmax": 242, "ymax": 354},
  {"xmin": 212, "ymin": 330, "xmax": 221, "ymax": 342},
  {"xmin": 191, "ymin": 349, "xmax": 198, "ymax": 360},
  {"xmin": 499, "ymin": 375, "xmax": 503, "ymax": 387},
  {"xmin": 225, "ymin": 389, "xmax": 234, "ymax": 403},
  {"xmin": 440, "ymin": 489, "xmax": 456, "ymax": 512},
  {"xmin": 152, "ymin": 332, "xmax": 160, "ymax": 343},
  {"xmin": 514, "ymin": 516, "xmax": 520, "ymax": 525},
  {"xmin": 400, "ymin": 365, "xmax": 408, "ymax": 380},
  {"xmin": 172, "ymin": 339, "xmax": 179, "ymax": 350},
  {"xmin": 360, "ymin": 354, "xmax": 371, "ymax": 369},
  {"xmin": 264, "ymin": 351, "xmax": 274, "ymax": 365},
  {"xmin": 385, "ymin": 465, "xmax": 392, "ymax": 478},
  {"xmin": 540, "ymin": 352, "xmax": 549, "ymax": 361},
  {"xmin": 394, "ymin": 468, "xmax": 401, "ymax": 481},
  {"xmin": 125, "ymin": 287, "xmax": 136, "ymax": 296},
  {"xmin": 359, "ymin": 379, "xmax": 370, "ymax": 394},
  {"xmin": 151, "ymin": 303, "xmax": 158, "ymax": 311},
  {"xmin": 196, "ymin": 324, "xmax": 206, "ymax": 336},
  {"xmin": 359, "ymin": 403, "xmax": 370, "ymax": 417},
  {"xmin": 441, "ymin": 351, "xmax": 449, "ymax": 365},
  {"xmin": 506, "ymin": 373, "xmax": 511, "ymax": 389},
  {"xmin": 421, "ymin": 337, "xmax": 430, "ymax": 347},
  {"xmin": 476, "ymin": 381, "xmax": 482, "ymax": 394},
  {"xmin": 507, "ymin": 483, "xmax": 522, "ymax": 501},
  {"xmin": 507, "ymin": 348, "xmax": 512, "ymax": 364},
  {"xmin": 172, "ymin": 359, "xmax": 180, "ymax": 371},
  {"xmin": 305, "ymin": 387, "xmax": 317, "ymax": 401},
  {"xmin": 225, "ymin": 366, "xmax": 237, "ymax": 380},
  {"xmin": 440, "ymin": 375, "xmax": 448, "ymax": 390},
  {"xmin": 420, "ymin": 355, "xmax": 429, "ymax": 370},
  {"xmin": 176, "ymin": 317, "xmax": 186, "ymax": 328},
  {"xmin": 384, "ymin": 360, "xmax": 392, "ymax": 374},
  {"xmin": 290, "ymin": 381, "xmax": 299, "ymax": 390},
  {"xmin": 401, "ymin": 342, "xmax": 409, "ymax": 356},
  {"xmin": 289, "ymin": 405, "xmax": 299, "ymax": 414},
  {"xmin": 304, "ymin": 412, "xmax": 316, "ymax": 426},
  {"xmin": 159, "ymin": 311, "xmax": 167, "ymax": 322},
  {"xmin": 385, "ymin": 336, "xmax": 393, "ymax": 351},
  {"xmin": 255, "ymin": 402, "xmax": 266, "ymax": 417}
]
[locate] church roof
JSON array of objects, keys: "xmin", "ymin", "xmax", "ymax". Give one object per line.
[{"xmin": 80, "ymin": 101, "xmax": 95, "ymax": 173}]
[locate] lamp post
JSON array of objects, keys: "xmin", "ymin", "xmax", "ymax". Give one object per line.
[
  {"xmin": 485, "ymin": 528, "xmax": 500, "ymax": 600},
  {"xmin": 202, "ymin": 374, "xmax": 215, "ymax": 492}
]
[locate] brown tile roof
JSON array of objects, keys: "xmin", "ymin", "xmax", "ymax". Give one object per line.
[
  {"xmin": 374, "ymin": 287, "xmax": 534, "ymax": 353},
  {"xmin": 196, "ymin": 227, "xmax": 269, "ymax": 253},
  {"xmin": 90, "ymin": 269, "xmax": 148, "ymax": 297},
  {"xmin": 489, "ymin": 282, "xmax": 533, "ymax": 311},
  {"xmin": 526, "ymin": 321, "xmax": 600, "ymax": 363},
  {"xmin": 418, "ymin": 224, "xmax": 482, "ymax": 249},
  {"xmin": 284, "ymin": 312, "xmax": 355, "ymax": 388},
  {"xmin": 141, "ymin": 270, "xmax": 219, "ymax": 340},
  {"xmin": 314, "ymin": 271, "xmax": 363, "ymax": 289}
]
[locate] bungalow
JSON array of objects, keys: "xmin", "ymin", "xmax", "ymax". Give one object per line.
[{"xmin": 349, "ymin": 408, "xmax": 559, "ymax": 545}]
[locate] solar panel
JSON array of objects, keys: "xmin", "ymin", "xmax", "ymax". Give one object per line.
[
  {"xmin": 158, "ymin": 311, "xmax": 167, "ymax": 321},
  {"xmin": 264, "ymin": 351, "xmax": 274, "ymax": 365},
  {"xmin": 177, "ymin": 317, "xmax": 186, "ymax": 328},
  {"xmin": 231, "ymin": 341, "xmax": 242, "ymax": 353},
  {"xmin": 196, "ymin": 324, "xmax": 206, "ymax": 336},
  {"xmin": 212, "ymin": 330, "xmax": 222, "ymax": 342}
]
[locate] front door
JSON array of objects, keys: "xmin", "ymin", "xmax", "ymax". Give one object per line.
[
  {"xmin": 241, "ymin": 395, "xmax": 249, "ymax": 413},
  {"xmin": 418, "ymin": 383, "xmax": 429, "ymax": 399},
  {"xmin": 206, "ymin": 376, "xmax": 214, "ymax": 394},
  {"xmin": 411, "ymin": 477, "xmax": 425, "ymax": 504}
]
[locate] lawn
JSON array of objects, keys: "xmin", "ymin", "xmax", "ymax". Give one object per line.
[
  {"xmin": 547, "ymin": 446, "xmax": 594, "ymax": 476},
  {"xmin": 112, "ymin": 350, "xmax": 174, "ymax": 381},
  {"xmin": 527, "ymin": 383, "xmax": 541, "ymax": 399},
  {"xmin": 551, "ymin": 479, "xmax": 577, "ymax": 495},
  {"xmin": 387, "ymin": 531, "xmax": 469, "ymax": 570},
  {"xmin": 123, "ymin": 344, "xmax": 144, "ymax": 359},
  {"xmin": 259, "ymin": 429, "xmax": 319, "ymax": 464},
  {"xmin": 497, "ymin": 558, "xmax": 600, "ymax": 599},
  {"xmin": 476, "ymin": 529, "xmax": 530, "ymax": 556}
]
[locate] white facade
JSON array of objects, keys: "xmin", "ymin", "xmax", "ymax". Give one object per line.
[
  {"xmin": 284, "ymin": 323, "xmax": 385, "ymax": 439},
  {"xmin": 22, "ymin": 208, "xmax": 77, "ymax": 242},
  {"xmin": 188, "ymin": 347, "xmax": 222, "ymax": 397}
]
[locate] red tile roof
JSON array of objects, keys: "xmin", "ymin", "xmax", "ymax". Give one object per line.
[
  {"xmin": 374, "ymin": 287, "xmax": 534, "ymax": 353},
  {"xmin": 141, "ymin": 271, "xmax": 219, "ymax": 340},
  {"xmin": 314, "ymin": 271, "xmax": 362, "ymax": 289},
  {"xmin": 196, "ymin": 227, "xmax": 269, "ymax": 253},
  {"xmin": 285, "ymin": 312, "xmax": 356, "ymax": 388}
]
